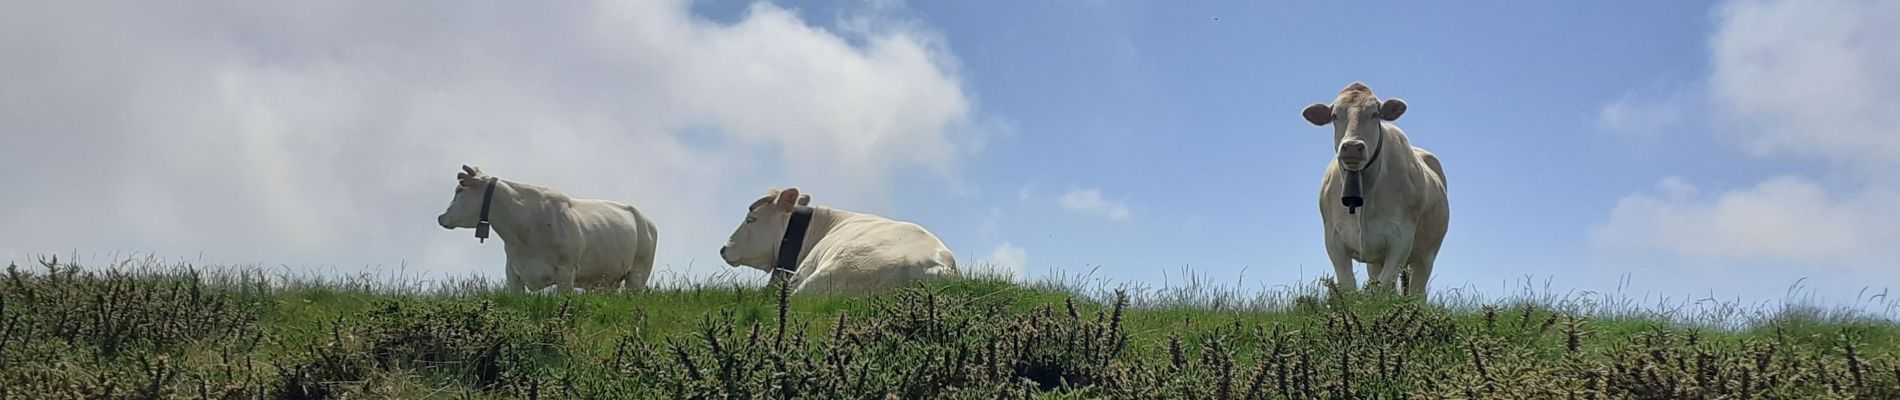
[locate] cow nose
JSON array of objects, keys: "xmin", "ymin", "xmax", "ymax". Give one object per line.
[{"xmin": 1340, "ymin": 140, "xmax": 1367, "ymax": 156}]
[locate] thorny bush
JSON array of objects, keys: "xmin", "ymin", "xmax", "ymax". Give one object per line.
[{"xmin": 2, "ymin": 260, "xmax": 1896, "ymax": 399}]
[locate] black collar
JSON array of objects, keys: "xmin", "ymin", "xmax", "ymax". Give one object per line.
[
  {"xmin": 476, "ymin": 177, "xmax": 499, "ymax": 243},
  {"xmin": 1362, "ymin": 123, "xmax": 1388, "ymax": 165},
  {"xmin": 774, "ymin": 206, "xmax": 815, "ymax": 273},
  {"xmin": 1339, "ymin": 125, "xmax": 1387, "ymax": 214}
]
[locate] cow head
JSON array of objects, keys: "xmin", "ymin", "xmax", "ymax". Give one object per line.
[
  {"xmin": 437, "ymin": 165, "xmax": 492, "ymax": 229},
  {"xmin": 1302, "ymin": 82, "xmax": 1406, "ymax": 172},
  {"xmin": 720, "ymin": 187, "xmax": 811, "ymax": 271}
]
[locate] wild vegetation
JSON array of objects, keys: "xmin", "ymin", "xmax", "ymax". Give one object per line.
[{"xmin": 2, "ymin": 256, "xmax": 1897, "ymax": 399}]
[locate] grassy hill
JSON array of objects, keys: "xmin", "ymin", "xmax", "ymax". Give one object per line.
[{"xmin": 2, "ymin": 257, "xmax": 1896, "ymax": 399}]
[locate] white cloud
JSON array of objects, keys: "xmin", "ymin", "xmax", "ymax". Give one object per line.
[
  {"xmin": 1596, "ymin": 84, "xmax": 1696, "ymax": 139},
  {"xmin": 1709, "ymin": 0, "xmax": 1900, "ymax": 167},
  {"xmin": 1592, "ymin": 176, "xmax": 1900, "ymax": 266},
  {"xmin": 0, "ymin": 1, "xmax": 987, "ymax": 280},
  {"xmin": 1058, "ymin": 188, "xmax": 1132, "ymax": 221},
  {"xmin": 976, "ymin": 208, "xmax": 1003, "ymax": 239},
  {"xmin": 972, "ymin": 241, "xmax": 1027, "ymax": 280},
  {"xmin": 1593, "ymin": 0, "xmax": 1900, "ymax": 275}
]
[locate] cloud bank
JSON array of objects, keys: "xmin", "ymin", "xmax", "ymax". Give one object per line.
[{"xmin": 1593, "ymin": 0, "xmax": 1900, "ymax": 276}]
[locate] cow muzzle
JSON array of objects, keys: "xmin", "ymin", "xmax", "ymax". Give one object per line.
[
  {"xmin": 1337, "ymin": 140, "xmax": 1369, "ymax": 170},
  {"xmin": 719, "ymin": 244, "xmax": 738, "ymax": 266}
]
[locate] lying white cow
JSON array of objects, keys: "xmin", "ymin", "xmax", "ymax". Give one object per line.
[
  {"xmin": 719, "ymin": 188, "xmax": 959, "ymax": 295},
  {"xmin": 436, "ymin": 165, "xmax": 659, "ymax": 292},
  {"xmin": 1300, "ymin": 82, "xmax": 1450, "ymax": 298}
]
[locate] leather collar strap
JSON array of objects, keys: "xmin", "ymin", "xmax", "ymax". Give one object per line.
[
  {"xmin": 1334, "ymin": 123, "xmax": 1389, "ymax": 169},
  {"xmin": 476, "ymin": 177, "xmax": 498, "ymax": 243},
  {"xmin": 774, "ymin": 206, "xmax": 815, "ymax": 273},
  {"xmin": 1339, "ymin": 125, "xmax": 1388, "ymax": 215},
  {"xmin": 1367, "ymin": 124, "xmax": 1387, "ymax": 164}
]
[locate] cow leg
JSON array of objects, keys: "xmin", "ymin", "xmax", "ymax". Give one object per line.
[
  {"xmin": 627, "ymin": 248, "xmax": 656, "ymax": 292},
  {"xmin": 1374, "ymin": 236, "xmax": 1414, "ymax": 296},
  {"xmin": 505, "ymin": 269, "xmax": 524, "ymax": 292},
  {"xmin": 1406, "ymin": 258, "xmax": 1435, "ymax": 301},
  {"xmin": 555, "ymin": 266, "xmax": 579, "ymax": 293},
  {"xmin": 514, "ymin": 261, "xmax": 558, "ymax": 292},
  {"xmin": 1372, "ymin": 260, "xmax": 1405, "ymax": 295},
  {"xmin": 553, "ymin": 237, "xmax": 586, "ymax": 294},
  {"xmin": 579, "ymin": 277, "xmax": 618, "ymax": 293},
  {"xmin": 1324, "ymin": 237, "xmax": 1358, "ymax": 292},
  {"xmin": 1364, "ymin": 262, "xmax": 1396, "ymax": 292},
  {"xmin": 503, "ymin": 253, "xmax": 538, "ymax": 292}
]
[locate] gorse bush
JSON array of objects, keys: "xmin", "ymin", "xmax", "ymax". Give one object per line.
[
  {"xmin": 1, "ymin": 257, "xmax": 269, "ymax": 399},
  {"xmin": 2, "ymin": 257, "xmax": 260, "ymax": 360},
  {"xmin": 1, "ymin": 257, "xmax": 1897, "ymax": 399},
  {"xmin": 275, "ymin": 298, "xmax": 567, "ymax": 398}
]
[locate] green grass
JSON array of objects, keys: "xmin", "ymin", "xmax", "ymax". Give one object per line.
[{"xmin": 2, "ymin": 256, "xmax": 1897, "ymax": 399}]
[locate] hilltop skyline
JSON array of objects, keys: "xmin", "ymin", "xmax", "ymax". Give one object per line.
[{"xmin": 2, "ymin": 0, "xmax": 1896, "ymax": 313}]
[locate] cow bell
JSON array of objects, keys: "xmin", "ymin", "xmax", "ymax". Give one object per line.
[
  {"xmin": 475, "ymin": 220, "xmax": 491, "ymax": 243},
  {"xmin": 1342, "ymin": 171, "xmax": 1364, "ymax": 214}
]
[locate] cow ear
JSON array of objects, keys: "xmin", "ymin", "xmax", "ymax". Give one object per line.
[
  {"xmin": 774, "ymin": 187, "xmax": 801, "ymax": 212},
  {"xmin": 1302, "ymin": 103, "xmax": 1333, "ymax": 126},
  {"xmin": 796, "ymin": 194, "xmax": 811, "ymax": 206},
  {"xmin": 1378, "ymin": 98, "xmax": 1407, "ymax": 121}
]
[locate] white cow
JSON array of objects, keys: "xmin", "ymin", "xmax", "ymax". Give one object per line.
[
  {"xmin": 718, "ymin": 188, "xmax": 959, "ymax": 295},
  {"xmin": 1300, "ymin": 82, "xmax": 1450, "ymax": 298},
  {"xmin": 436, "ymin": 165, "xmax": 660, "ymax": 292}
]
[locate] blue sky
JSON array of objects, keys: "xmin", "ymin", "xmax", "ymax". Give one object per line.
[{"xmin": 3, "ymin": 0, "xmax": 1895, "ymax": 312}]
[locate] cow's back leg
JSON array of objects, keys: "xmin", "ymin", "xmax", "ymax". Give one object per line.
[{"xmin": 628, "ymin": 244, "xmax": 656, "ymax": 291}]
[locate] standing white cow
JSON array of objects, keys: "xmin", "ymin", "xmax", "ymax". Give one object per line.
[
  {"xmin": 718, "ymin": 188, "xmax": 959, "ymax": 295},
  {"xmin": 1300, "ymin": 82, "xmax": 1449, "ymax": 298},
  {"xmin": 436, "ymin": 165, "xmax": 660, "ymax": 292}
]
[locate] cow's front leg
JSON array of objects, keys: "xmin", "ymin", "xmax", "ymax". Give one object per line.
[
  {"xmin": 557, "ymin": 255, "xmax": 588, "ymax": 294},
  {"xmin": 1405, "ymin": 260, "xmax": 1434, "ymax": 301},
  {"xmin": 550, "ymin": 252, "xmax": 580, "ymax": 293},
  {"xmin": 502, "ymin": 253, "xmax": 531, "ymax": 292},
  {"xmin": 548, "ymin": 220, "xmax": 586, "ymax": 293},
  {"xmin": 558, "ymin": 265, "xmax": 579, "ymax": 293},
  {"xmin": 1374, "ymin": 236, "xmax": 1415, "ymax": 296},
  {"xmin": 505, "ymin": 269, "xmax": 524, "ymax": 292},
  {"xmin": 1365, "ymin": 262, "xmax": 1394, "ymax": 292},
  {"xmin": 1323, "ymin": 236, "xmax": 1358, "ymax": 292}
]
